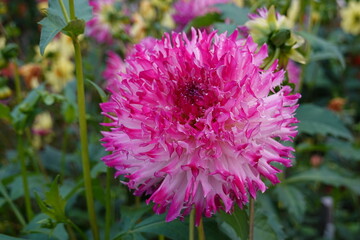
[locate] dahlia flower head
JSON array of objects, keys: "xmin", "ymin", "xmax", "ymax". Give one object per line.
[
  {"xmin": 101, "ymin": 29, "xmax": 300, "ymax": 225},
  {"xmin": 86, "ymin": 0, "xmax": 129, "ymax": 44},
  {"xmin": 173, "ymin": 0, "xmax": 230, "ymax": 29}
]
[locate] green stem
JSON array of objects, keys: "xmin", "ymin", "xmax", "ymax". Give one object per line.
[
  {"xmin": 248, "ymin": 198, "xmax": 255, "ymax": 240},
  {"xmin": 60, "ymin": 128, "xmax": 69, "ymax": 182},
  {"xmin": 0, "ymin": 181, "xmax": 27, "ymax": 226},
  {"xmin": 72, "ymin": 36, "xmax": 99, "ymax": 240},
  {"xmin": 13, "ymin": 61, "xmax": 22, "ymax": 103},
  {"xmin": 68, "ymin": 0, "xmax": 75, "ymax": 20},
  {"xmin": 198, "ymin": 218, "xmax": 206, "ymax": 240},
  {"xmin": 189, "ymin": 208, "xmax": 195, "ymax": 240},
  {"xmin": 18, "ymin": 134, "xmax": 34, "ymax": 221},
  {"xmin": 263, "ymin": 48, "xmax": 280, "ymax": 70},
  {"xmin": 58, "ymin": 0, "xmax": 70, "ymax": 23},
  {"xmin": 105, "ymin": 167, "xmax": 112, "ymax": 240}
]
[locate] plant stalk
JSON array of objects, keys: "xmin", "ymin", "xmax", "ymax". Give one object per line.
[
  {"xmin": 248, "ymin": 198, "xmax": 255, "ymax": 240},
  {"xmin": 72, "ymin": 36, "xmax": 99, "ymax": 240},
  {"xmin": 58, "ymin": 0, "xmax": 70, "ymax": 23},
  {"xmin": 68, "ymin": 0, "xmax": 75, "ymax": 20},
  {"xmin": 18, "ymin": 134, "xmax": 34, "ymax": 221},
  {"xmin": 198, "ymin": 217, "xmax": 206, "ymax": 240},
  {"xmin": 189, "ymin": 208, "xmax": 195, "ymax": 240},
  {"xmin": 105, "ymin": 167, "xmax": 112, "ymax": 240},
  {"xmin": 0, "ymin": 181, "xmax": 27, "ymax": 226}
]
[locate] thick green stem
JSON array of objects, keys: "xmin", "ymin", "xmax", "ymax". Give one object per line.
[
  {"xmin": 105, "ymin": 167, "xmax": 112, "ymax": 240},
  {"xmin": 73, "ymin": 36, "xmax": 99, "ymax": 240},
  {"xmin": 248, "ymin": 198, "xmax": 255, "ymax": 240},
  {"xmin": 58, "ymin": 0, "xmax": 70, "ymax": 23},
  {"xmin": 198, "ymin": 218, "xmax": 206, "ymax": 240},
  {"xmin": 18, "ymin": 134, "xmax": 34, "ymax": 221},
  {"xmin": 0, "ymin": 181, "xmax": 27, "ymax": 226},
  {"xmin": 189, "ymin": 208, "xmax": 195, "ymax": 240},
  {"xmin": 68, "ymin": 0, "xmax": 75, "ymax": 20}
]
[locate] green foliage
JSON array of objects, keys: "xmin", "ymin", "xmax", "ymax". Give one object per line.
[
  {"xmin": 297, "ymin": 104, "xmax": 353, "ymax": 140},
  {"xmin": 285, "ymin": 167, "xmax": 360, "ymax": 195},
  {"xmin": 274, "ymin": 184, "xmax": 306, "ymax": 222},
  {"xmin": 35, "ymin": 176, "xmax": 67, "ymax": 223},
  {"xmin": 299, "ymin": 31, "xmax": 345, "ymax": 69},
  {"xmin": 39, "ymin": 0, "xmax": 92, "ymax": 55},
  {"xmin": 217, "ymin": 205, "xmax": 249, "ymax": 240},
  {"xmin": 114, "ymin": 205, "xmax": 188, "ymax": 240}
]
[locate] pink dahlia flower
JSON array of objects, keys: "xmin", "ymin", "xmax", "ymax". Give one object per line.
[
  {"xmin": 101, "ymin": 29, "xmax": 300, "ymax": 225},
  {"xmin": 173, "ymin": 0, "xmax": 230, "ymax": 29},
  {"xmin": 102, "ymin": 51, "xmax": 124, "ymax": 88}
]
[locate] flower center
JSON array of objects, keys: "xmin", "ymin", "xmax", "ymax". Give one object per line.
[{"xmin": 175, "ymin": 81, "xmax": 217, "ymax": 127}]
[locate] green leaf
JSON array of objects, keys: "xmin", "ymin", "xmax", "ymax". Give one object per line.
[
  {"xmin": 35, "ymin": 176, "xmax": 67, "ymax": 222},
  {"xmin": 0, "ymin": 103, "xmax": 11, "ymax": 121},
  {"xmin": 115, "ymin": 206, "xmax": 188, "ymax": 240},
  {"xmin": 39, "ymin": 0, "xmax": 92, "ymax": 55},
  {"xmin": 254, "ymin": 209, "xmax": 278, "ymax": 240},
  {"xmin": 216, "ymin": 4, "xmax": 250, "ymax": 25},
  {"xmin": 297, "ymin": 104, "xmax": 353, "ymax": 140},
  {"xmin": 86, "ymin": 79, "xmax": 108, "ymax": 102},
  {"xmin": 257, "ymin": 195, "xmax": 286, "ymax": 240},
  {"xmin": 10, "ymin": 85, "xmax": 45, "ymax": 133},
  {"xmin": 61, "ymin": 80, "xmax": 77, "ymax": 123},
  {"xmin": 326, "ymin": 138, "xmax": 360, "ymax": 162},
  {"xmin": 184, "ymin": 12, "xmax": 222, "ymax": 32},
  {"xmin": 284, "ymin": 167, "xmax": 360, "ymax": 195},
  {"xmin": 274, "ymin": 184, "xmax": 306, "ymax": 222},
  {"xmin": 213, "ymin": 23, "xmax": 238, "ymax": 34},
  {"xmin": 39, "ymin": 14, "xmax": 67, "ymax": 55},
  {"xmin": 23, "ymin": 213, "xmax": 69, "ymax": 240},
  {"xmin": 299, "ymin": 31, "xmax": 345, "ymax": 69},
  {"xmin": 217, "ymin": 205, "xmax": 249, "ymax": 240},
  {"xmin": 0, "ymin": 234, "xmax": 26, "ymax": 240},
  {"xmin": 90, "ymin": 162, "xmax": 107, "ymax": 178}
]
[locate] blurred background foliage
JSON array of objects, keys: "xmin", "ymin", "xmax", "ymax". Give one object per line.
[{"xmin": 0, "ymin": 0, "xmax": 360, "ymax": 239}]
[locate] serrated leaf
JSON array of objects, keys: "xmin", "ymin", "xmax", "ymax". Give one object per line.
[
  {"xmin": 274, "ymin": 184, "xmax": 306, "ymax": 222},
  {"xmin": 257, "ymin": 195, "xmax": 286, "ymax": 240},
  {"xmin": 299, "ymin": 31, "xmax": 345, "ymax": 69},
  {"xmin": 216, "ymin": 4, "xmax": 250, "ymax": 25},
  {"xmin": 284, "ymin": 167, "xmax": 360, "ymax": 195},
  {"xmin": 297, "ymin": 104, "xmax": 353, "ymax": 140},
  {"xmin": 254, "ymin": 209, "xmax": 278, "ymax": 240},
  {"xmin": 217, "ymin": 205, "xmax": 249, "ymax": 240},
  {"xmin": 35, "ymin": 176, "xmax": 67, "ymax": 222},
  {"xmin": 39, "ymin": 14, "xmax": 67, "ymax": 55},
  {"xmin": 326, "ymin": 138, "xmax": 360, "ymax": 162},
  {"xmin": 133, "ymin": 214, "xmax": 188, "ymax": 239},
  {"xmin": 115, "ymin": 207, "xmax": 188, "ymax": 240}
]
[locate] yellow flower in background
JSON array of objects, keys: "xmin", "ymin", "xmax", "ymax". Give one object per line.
[
  {"xmin": 161, "ymin": 10, "xmax": 175, "ymax": 29},
  {"xmin": 130, "ymin": 13, "xmax": 146, "ymax": 42},
  {"xmin": 140, "ymin": 0, "xmax": 156, "ymax": 21},
  {"xmin": 45, "ymin": 56, "xmax": 74, "ymax": 92},
  {"xmin": 340, "ymin": 1, "xmax": 360, "ymax": 35},
  {"xmin": 34, "ymin": 34, "xmax": 74, "ymax": 92},
  {"xmin": 32, "ymin": 111, "xmax": 53, "ymax": 149},
  {"xmin": 232, "ymin": 0, "xmax": 244, "ymax": 7}
]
